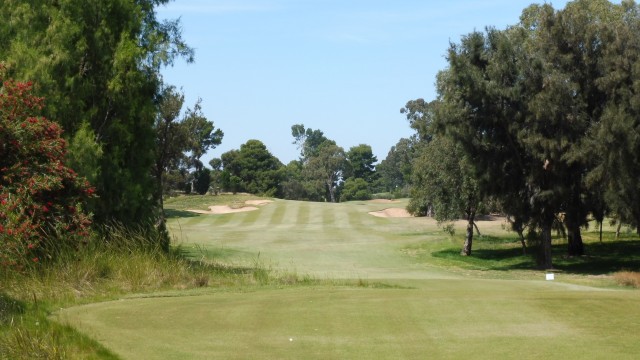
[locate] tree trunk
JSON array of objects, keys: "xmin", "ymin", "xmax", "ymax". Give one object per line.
[
  {"xmin": 473, "ymin": 222, "xmax": 482, "ymax": 237},
  {"xmin": 461, "ymin": 209, "xmax": 475, "ymax": 256},
  {"xmin": 327, "ymin": 180, "xmax": 336, "ymax": 203},
  {"xmin": 538, "ymin": 217, "xmax": 554, "ymax": 269},
  {"xmin": 518, "ymin": 229, "xmax": 527, "ymax": 255},
  {"xmin": 507, "ymin": 216, "xmax": 527, "ymax": 255},
  {"xmin": 599, "ymin": 221, "xmax": 603, "ymax": 243},
  {"xmin": 567, "ymin": 223, "xmax": 584, "ymax": 256},
  {"xmin": 616, "ymin": 222, "xmax": 622, "ymax": 239}
]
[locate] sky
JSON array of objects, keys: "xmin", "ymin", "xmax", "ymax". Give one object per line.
[{"xmin": 157, "ymin": 0, "xmax": 579, "ymax": 166}]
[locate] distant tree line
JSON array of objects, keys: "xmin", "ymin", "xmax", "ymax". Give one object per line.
[{"xmin": 203, "ymin": 125, "xmax": 391, "ymax": 203}]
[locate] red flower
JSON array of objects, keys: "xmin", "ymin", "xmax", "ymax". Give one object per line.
[{"xmin": 32, "ymin": 257, "xmax": 38, "ymax": 263}]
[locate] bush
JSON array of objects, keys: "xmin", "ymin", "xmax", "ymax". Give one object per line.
[
  {"xmin": 613, "ymin": 271, "xmax": 640, "ymax": 288},
  {"xmin": 340, "ymin": 178, "xmax": 371, "ymax": 201},
  {"xmin": 193, "ymin": 169, "xmax": 211, "ymax": 195},
  {"xmin": 0, "ymin": 73, "xmax": 93, "ymax": 271}
]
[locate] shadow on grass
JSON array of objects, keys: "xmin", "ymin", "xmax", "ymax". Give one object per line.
[
  {"xmin": 554, "ymin": 240, "xmax": 640, "ymax": 274},
  {"xmin": 164, "ymin": 209, "xmax": 201, "ymax": 219},
  {"xmin": 431, "ymin": 239, "xmax": 640, "ymax": 275},
  {"xmin": 173, "ymin": 246, "xmax": 259, "ymax": 275},
  {"xmin": 0, "ymin": 293, "xmax": 25, "ymax": 325}
]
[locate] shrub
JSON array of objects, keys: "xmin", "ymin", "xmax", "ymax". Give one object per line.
[
  {"xmin": 0, "ymin": 72, "xmax": 94, "ymax": 271},
  {"xmin": 340, "ymin": 178, "xmax": 371, "ymax": 201},
  {"xmin": 613, "ymin": 271, "xmax": 640, "ymax": 288}
]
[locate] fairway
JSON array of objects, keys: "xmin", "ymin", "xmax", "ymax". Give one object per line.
[
  {"xmin": 168, "ymin": 199, "xmax": 457, "ymax": 279},
  {"xmin": 55, "ymin": 199, "xmax": 640, "ymax": 359}
]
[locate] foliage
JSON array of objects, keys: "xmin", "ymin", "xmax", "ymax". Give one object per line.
[
  {"xmin": 345, "ymin": 144, "xmax": 378, "ymax": 184},
  {"xmin": 182, "ymin": 99, "xmax": 223, "ymax": 171},
  {"xmin": 65, "ymin": 121, "xmax": 102, "ymax": 187},
  {"xmin": 0, "ymin": 76, "xmax": 93, "ymax": 270},
  {"xmin": 192, "ymin": 169, "xmax": 211, "ymax": 195},
  {"xmin": 304, "ymin": 142, "xmax": 347, "ymax": 202},
  {"xmin": 220, "ymin": 140, "xmax": 283, "ymax": 196},
  {"xmin": 340, "ymin": 178, "xmax": 371, "ymax": 201},
  {"xmin": 376, "ymin": 137, "xmax": 418, "ymax": 195},
  {"xmin": 403, "ymin": 98, "xmax": 481, "ymax": 255},
  {"xmin": 0, "ymin": 0, "xmax": 193, "ymax": 230},
  {"xmin": 418, "ymin": 0, "xmax": 640, "ymax": 267},
  {"xmin": 289, "ymin": 124, "xmax": 348, "ymax": 202},
  {"xmin": 291, "ymin": 123, "xmax": 330, "ymax": 162},
  {"xmin": 279, "ymin": 160, "xmax": 322, "ymax": 201},
  {"xmin": 154, "ymin": 86, "xmax": 223, "ymax": 198}
]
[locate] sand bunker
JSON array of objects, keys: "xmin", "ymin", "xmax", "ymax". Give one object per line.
[
  {"xmin": 244, "ymin": 200, "xmax": 274, "ymax": 206},
  {"xmin": 188, "ymin": 205, "xmax": 259, "ymax": 215},
  {"xmin": 368, "ymin": 207, "xmax": 413, "ymax": 218},
  {"xmin": 368, "ymin": 199, "xmax": 400, "ymax": 204},
  {"xmin": 187, "ymin": 200, "xmax": 273, "ymax": 215}
]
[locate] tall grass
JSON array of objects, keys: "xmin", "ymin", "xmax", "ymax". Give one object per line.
[
  {"xmin": 0, "ymin": 223, "xmax": 291, "ymax": 359},
  {"xmin": 613, "ymin": 271, "xmax": 640, "ymax": 288}
]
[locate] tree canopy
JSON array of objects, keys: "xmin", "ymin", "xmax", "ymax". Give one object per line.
[
  {"xmin": 220, "ymin": 140, "xmax": 283, "ymax": 196},
  {"xmin": 412, "ymin": 0, "xmax": 640, "ymax": 268},
  {"xmin": 1, "ymin": 0, "xmax": 193, "ymax": 233}
]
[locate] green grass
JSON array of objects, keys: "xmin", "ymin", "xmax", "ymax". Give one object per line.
[
  {"xmin": 0, "ymin": 222, "xmax": 289, "ymax": 359},
  {"xmin": 5, "ymin": 196, "xmax": 640, "ymax": 359},
  {"xmin": 163, "ymin": 193, "xmax": 269, "ymax": 212},
  {"xmin": 56, "ymin": 281, "xmax": 640, "ymax": 360}
]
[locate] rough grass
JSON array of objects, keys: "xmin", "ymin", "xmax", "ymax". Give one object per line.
[
  {"xmin": 614, "ymin": 271, "xmax": 640, "ymax": 288},
  {"xmin": 0, "ymin": 221, "xmax": 304, "ymax": 359}
]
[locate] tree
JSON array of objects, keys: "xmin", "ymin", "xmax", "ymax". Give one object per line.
[
  {"xmin": 345, "ymin": 144, "xmax": 378, "ymax": 184},
  {"xmin": 280, "ymin": 160, "xmax": 321, "ymax": 201},
  {"xmin": 403, "ymin": 99, "xmax": 481, "ymax": 255},
  {"xmin": 425, "ymin": 0, "xmax": 640, "ymax": 267},
  {"xmin": 0, "ymin": 75, "xmax": 93, "ymax": 270},
  {"xmin": 341, "ymin": 178, "xmax": 371, "ymax": 201},
  {"xmin": 304, "ymin": 142, "xmax": 346, "ymax": 203},
  {"xmin": 66, "ymin": 121, "xmax": 103, "ymax": 188},
  {"xmin": 182, "ymin": 99, "xmax": 223, "ymax": 172},
  {"xmin": 154, "ymin": 86, "xmax": 222, "ymax": 204},
  {"xmin": 0, "ymin": 0, "xmax": 193, "ymax": 234},
  {"xmin": 193, "ymin": 169, "xmax": 211, "ymax": 195},
  {"xmin": 587, "ymin": 0, "xmax": 640, "ymax": 235},
  {"xmin": 220, "ymin": 140, "xmax": 283, "ymax": 196},
  {"xmin": 377, "ymin": 137, "xmax": 418, "ymax": 195},
  {"xmin": 154, "ymin": 86, "xmax": 188, "ymax": 202},
  {"xmin": 208, "ymin": 158, "xmax": 223, "ymax": 195},
  {"xmin": 291, "ymin": 124, "xmax": 330, "ymax": 162}
]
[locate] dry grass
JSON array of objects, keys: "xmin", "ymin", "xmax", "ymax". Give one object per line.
[{"xmin": 613, "ymin": 271, "xmax": 640, "ymax": 288}]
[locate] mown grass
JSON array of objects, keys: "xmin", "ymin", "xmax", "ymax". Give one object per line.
[{"xmin": 4, "ymin": 195, "xmax": 640, "ymax": 358}]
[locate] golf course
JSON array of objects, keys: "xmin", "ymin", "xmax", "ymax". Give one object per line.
[{"xmin": 54, "ymin": 196, "xmax": 640, "ymax": 359}]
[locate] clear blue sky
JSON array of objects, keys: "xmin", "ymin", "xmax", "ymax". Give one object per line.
[{"xmin": 157, "ymin": 0, "xmax": 580, "ymax": 166}]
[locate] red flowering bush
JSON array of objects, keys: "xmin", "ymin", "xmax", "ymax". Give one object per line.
[{"xmin": 0, "ymin": 70, "xmax": 94, "ymax": 271}]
